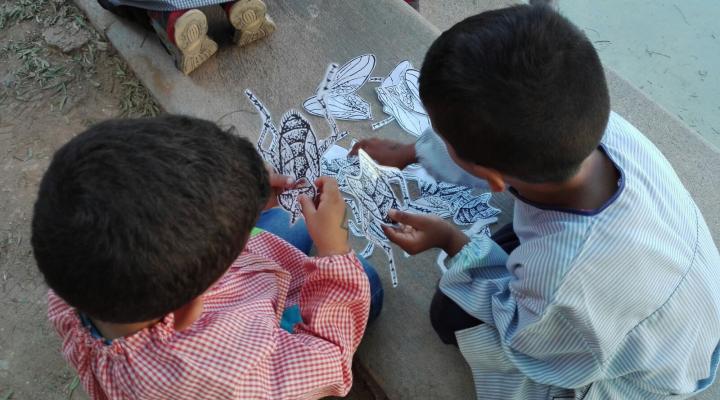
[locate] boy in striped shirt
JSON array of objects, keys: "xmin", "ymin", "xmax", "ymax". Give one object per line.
[
  {"xmin": 32, "ymin": 115, "xmax": 382, "ymax": 399},
  {"xmin": 354, "ymin": 4, "xmax": 720, "ymax": 399}
]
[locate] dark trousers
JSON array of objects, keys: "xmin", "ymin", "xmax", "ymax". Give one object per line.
[
  {"xmin": 430, "ymin": 223, "xmax": 519, "ymax": 346},
  {"xmin": 97, "ymin": 0, "xmax": 152, "ymax": 28}
]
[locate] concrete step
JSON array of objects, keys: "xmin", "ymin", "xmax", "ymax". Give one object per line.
[{"xmin": 73, "ymin": 0, "xmax": 720, "ymax": 399}]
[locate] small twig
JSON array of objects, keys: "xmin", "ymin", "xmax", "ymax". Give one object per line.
[
  {"xmin": 645, "ymin": 47, "xmax": 671, "ymax": 59},
  {"xmin": 66, "ymin": 376, "xmax": 80, "ymax": 400},
  {"xmin": 673, "ymin": 4, "xmax": 690, "ymax": 25}
]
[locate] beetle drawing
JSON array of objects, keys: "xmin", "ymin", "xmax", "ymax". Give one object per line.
[
  {"xmin": 319, "ymin": 145, "xmax": 501, "ymax": 286},
  {"xmin": 341, "ymin": 149, "xmax": 411, "ymax": 287},
  {"xmin": 245, "ymin": 81, "xmax": 348, "ymax": 223}
]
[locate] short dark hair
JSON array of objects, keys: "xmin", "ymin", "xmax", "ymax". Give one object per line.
[
  {"xmin": 420, "ymin": 4, "xmax": 610, "ymax": 182},
  {"xmin": 32, "ymin": 115, "xmax": 270, "ymax": 323}
]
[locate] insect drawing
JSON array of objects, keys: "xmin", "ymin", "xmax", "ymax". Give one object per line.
[
  {"xmin": 245, "ymin": 87, "xmax": 348, "ymax": 224},
  {"xmin": 340, "ymin": 149, "xmax": 411, "ymax": 287},
  {"xmin": 453, "ymin": 192, "xmax": 501, "ymax": 225},
  {"xmin": 370, "ymin": 60, "xmax": 430, "ymax": 137},
  {"xmin": 304, "ymin": 54, "xmax": 377, "ymax": 121},
  {"xmin": 404, "ymin": 179, "xmax": 475, "ymax": 220},
  {"xmin": 403, "ymin": 170, "xmax": 501, "ymax": 225}
]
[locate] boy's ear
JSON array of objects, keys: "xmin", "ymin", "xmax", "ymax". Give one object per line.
[{"xmin": 466, "ymin": 164, "xmax": 506, "ymax": 193}]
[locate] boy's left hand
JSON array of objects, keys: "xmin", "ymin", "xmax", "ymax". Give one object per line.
[
  {"xmin": 382, "ymin": 210, "xmax": 469, "ymax": 257},
  {"xmin": 263, "ymin": 164, "xmax": 294, "ymax": 210}
]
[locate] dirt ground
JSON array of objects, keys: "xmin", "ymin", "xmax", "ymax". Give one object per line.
[
  {"xmin": 0, "ymin": 1, "xmax": 159, "ymax": 398},
  {"xmin": 0, "ymin": 1, "xmax": 378, "ymax": 399}
]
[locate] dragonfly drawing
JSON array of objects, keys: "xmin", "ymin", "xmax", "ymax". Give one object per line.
[
  {"xmin": 340, "ymin": 149, "xmax": 411, "ymax": 287},
  {"xmin": 245, "ymin": 88, "xmax": 348, "ymax": 224},
  {"xmin": 371, "ymin": 60, "xmax": 430, "ymax": 137},
  {"xmin": 304, "ymin": 54, "xmax": 376, "ymax": 121}
]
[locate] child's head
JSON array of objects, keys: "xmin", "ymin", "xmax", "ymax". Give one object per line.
[
  {"xmin": 419, "ymin": 4, "xmax": 610, "ymax": 183},
  {"xmin": 32, "ymin": 116, "xmax": 270, "ymax": 323}
]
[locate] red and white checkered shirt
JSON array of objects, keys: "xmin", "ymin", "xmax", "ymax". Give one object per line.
[{"xmin": 48, "ymin": 230, "xmax": 370, "ymax": 400}]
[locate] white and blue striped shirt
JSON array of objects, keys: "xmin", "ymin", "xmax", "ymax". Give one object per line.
[
  {"xmin": 107, "ymin": 0, "xmax": 223, "ymax": 11},
  {"xmin": 428, "ymin": 113, "xmax": 720, "ymax": 399}
]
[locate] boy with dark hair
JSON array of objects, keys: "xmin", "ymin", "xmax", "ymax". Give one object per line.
[
  {"xmin": 33, "ymin": 115, "xmax": 382, "ymax": 399},
  {"xmin": 353, "ymin": 4, "xmax": 720, "ymax": 399}
]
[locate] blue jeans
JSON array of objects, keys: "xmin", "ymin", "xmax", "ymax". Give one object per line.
[{"xmin": 256, "ymin": 208, "xmax": 383, "ymax": 325}]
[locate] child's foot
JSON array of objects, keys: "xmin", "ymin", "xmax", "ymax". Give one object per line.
[
  {"xmin": 226, "ymin": 0, "xmax": 276, "ymax": 47},
  {"xmin": 150, "ymin": 9, "xmax": 218, "ymax": 75}
]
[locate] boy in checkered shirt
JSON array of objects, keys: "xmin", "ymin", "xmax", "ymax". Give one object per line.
[
  {"xmin": 97, "ymin": 0, "xmax": 276, "ymax": 74},
  {"xmin": 32, "ymin": 115, "xmax": 383, "ymax": 399}
]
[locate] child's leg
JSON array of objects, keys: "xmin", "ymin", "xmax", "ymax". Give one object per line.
[
  {"xmin": 148, "ymin": 9, "xmax": 218, "ymax": 75},
  {"xmin": 492, "ymin": 223, "xmax": 520, "ymax": 254},
  {"xmin": 256, "ymin": 207, "xmax": 313, "ymax": 255},
  {"xmin": 429, "ymin": 224, "xmax": 519, "ymax": 345},
  {"xmin": 96, "ymin": 0, "xmax": 152, "ymax": 28},
  {"xmin": 429, "ymin": 288, "xmax": 482, "ymax": 346},
  {"xmin": 356, "ymin": 255, "xmax": 384, "ymax": 323},
  {"xmin": 222, "ymin": 0, "xmax": 276, "ymax": 47}
]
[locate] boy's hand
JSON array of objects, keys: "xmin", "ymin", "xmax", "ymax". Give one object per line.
[
  {"xmin": 349, "ymin": 138, "xmax": 417, "ymax": 169},
  {"xmin": 299, "ymin": 177, "xmax": 351, "ymax": 257},
  {"xmin": 382, "ymin": 210, "xmax": 469, "ymax": 257},
  {"xmin": 263, "ymin": 164, "xmax": 294, "ymax": 210}
]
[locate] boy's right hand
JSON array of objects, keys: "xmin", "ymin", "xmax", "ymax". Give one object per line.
[
  {"xmin": 349, "ymin": 138, "xmax": 417, "ymax": 169},
  {"xmin": 299, "ymin": 177, "xmax": 351, "ymax": 257},
  {"xmin": 382, "ymin": 209, "xmax": 469, "ymax": 257}
]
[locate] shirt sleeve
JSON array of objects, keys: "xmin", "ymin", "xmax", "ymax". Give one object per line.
[
  {"xmin": 248, "ymin": 252, "xmax": 371, "ymax": 399},
  {"xmin": 243, "ymin": 231, "xmax": 310, "ymax": 305},
  {"xmin": 415, "ymin": 128, "xmax": 489, "ymax": 190},
  {"xmin": 47, "ymin": 292, "xmax": 111, "ymax": 400},
  {"xmin": 439, "ymin": 235, "xmax": 603, "ymax": 389}
]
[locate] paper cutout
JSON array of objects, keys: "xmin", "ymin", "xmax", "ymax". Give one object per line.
[
  {"xmin": 245, "ymin": 89, "xmax": 348, "ymax": 224},
  {"xmin": 341, "ymin": 149, "xmax": 411, "ymax": 287},
  {"xmin": 372, "ymin": 61, "xmax": 430, "ymax": 137},
  {"xmin": 403, "ymin": 166, "xmax": 501, "ymax": 226},
  {"xmin": 436, "ymin": 217, "xmax": 497, "ymax": 273},
  {"xmin": 453, "ymin": 192, "xmax": 501, "ymax": 225},
  {"xmin": 304, "ymin": 54, "xmax": 376, "ymax": 121},
  {"xmin": 320, "ymin": 146, "xmax": 501, "ymax": 285}
]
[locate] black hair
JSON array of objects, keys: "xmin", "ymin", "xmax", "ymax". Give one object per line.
[
  {"xmin": 32, "ymin": 115, "xmax": 270, "ymax": 323},
  {"xmin": 419, "ymin": 4, "xmax": 610, "ymax": 182}
]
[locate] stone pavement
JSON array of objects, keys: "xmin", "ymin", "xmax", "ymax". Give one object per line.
[{"xmin": 73, "ymin": 0, "xmax": 720, "ymax": 398}]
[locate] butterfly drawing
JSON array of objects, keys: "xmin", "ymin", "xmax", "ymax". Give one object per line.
[
  {"xmin": 245, "ymin": 89, "xmax": 348, "ymax": 224},
  {"xmin": 371, "ymin": 60, "xmax": 431, "ymax": 137},
  {"xmin": 304, "ymin": 54, "xmax": 376, "ymax": 121}
]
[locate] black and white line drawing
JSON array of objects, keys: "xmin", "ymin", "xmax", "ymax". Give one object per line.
[
  {"xmin": 452, "ymin": 192, "xmax": 501, "ymax": 225},
  {"xmin": 245, "ymin": 89, "xmax": 348, "ymax": 224},
  {"xmin": 371, "ymin": 60, "xmax": 430, "ymax": 137},
  {"xmin": 304, "ymin": 54, "xmax": 376, "ymax": 121},
  {"xmin": 320, "ymin": 146, "xmax": 501, "ymax": 285},
  {"xmin": 341, "ymin": 149, "xmax": 411, "ymax": 287},
  {"xmin": 403, "ymin": 168, "xmax": 501, "ymax": 226}
]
